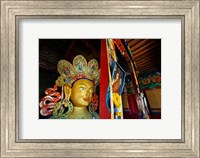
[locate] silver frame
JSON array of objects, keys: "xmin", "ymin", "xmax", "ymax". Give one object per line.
[{"xmin": 1, "ymin": 0, "xmax": 199, "ymax": 157}]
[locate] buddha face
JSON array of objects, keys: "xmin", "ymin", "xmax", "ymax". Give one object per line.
[{"xmin": 70, "ymin": 79, "xmax": 94, "ymax": 107}]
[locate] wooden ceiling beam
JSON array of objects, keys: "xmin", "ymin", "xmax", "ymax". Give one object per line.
[
  {"xmin": 138, "ymin": 66, "xmax": 160, "ymax": 73},
  {"xmin": 126, "ymin": 39, "xmax": 133, "ymax": 43},
  {"xmin": 136, "ymin": 58, "xmax": 160, "ymax": 66},
  {"xmin": 134, "ymin": 54, "xmax": 160, "ymax": 65},
  {"xmin": 128, "ymin": 39, "xmax": 143, "ymax": 48},
  {"xmin": 135, "ymin": 58, "xmax": 161, "ymax": 67},
  {"xmin": 137, "ymin": 66, "xmax": 161, "ymax": 73},
  {"xmin": 135, "ymin": 53, "xmax": 161, "ymax": 64},
  {"xmin": 132, "ymin": 41, "xmax": 160, "ymax": 58},
  {"xmin": 135, "ymin": 58, "xmax": 161, "ymax": 65},
  {"xmin": 136, "ymin": 59, "xmax": 160, "ymax": 68},
  {"xmin": 133, "ymin": 48, "xmax": 160, "ymax": 60},
  {"xmin": 138, "ymin": 64, "xmax": 160, "ymax": 70},
  {"xmin": 129, "ymin": 39, "xmax": 149, "ymax": 51}
]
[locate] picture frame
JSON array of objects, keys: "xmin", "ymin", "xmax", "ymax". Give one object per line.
[{"xmin": 0, "ymin": 0, "xmax": 199, "ymax": 157}]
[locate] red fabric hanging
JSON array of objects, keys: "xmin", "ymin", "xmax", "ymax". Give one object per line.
[
  {"xmin": 127, "ymin": 94, "xmax": 139, "ymax": 115},
  {"xmin": 99, "ymin": 39, "xmax": 111, "ymax": 119}
]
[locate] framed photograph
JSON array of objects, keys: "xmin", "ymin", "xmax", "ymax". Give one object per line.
[{"xmin": 1, "ymin": 0, "xmax": 199, "ymax": 157}]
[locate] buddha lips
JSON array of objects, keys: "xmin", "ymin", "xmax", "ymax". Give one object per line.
[{"xmin": 83, "ymin": 98, "xmax": 89, "ymax": 102}]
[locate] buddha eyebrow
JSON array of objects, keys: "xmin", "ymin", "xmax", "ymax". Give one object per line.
[
  {"xmin": 79, "ymin": 84, "xmax": 87, "ymax": 87},
  {"xmin": 79, "ymin": 84, "xmax": 93, "ymax": 89}
]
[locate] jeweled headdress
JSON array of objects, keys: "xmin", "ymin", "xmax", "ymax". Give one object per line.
[{"xmin": 56, "ymin": 55, "xmax": 100, "ymax": 87}]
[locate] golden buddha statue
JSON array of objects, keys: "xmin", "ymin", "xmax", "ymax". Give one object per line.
[{"xmin": 40, "ymin": 55, "xmax": 100, "ymax": 119}]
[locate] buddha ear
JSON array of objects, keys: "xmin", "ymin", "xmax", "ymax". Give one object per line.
[{"xmin": 63, "ymin": 84, "xmax": 71, "ymax": 100}]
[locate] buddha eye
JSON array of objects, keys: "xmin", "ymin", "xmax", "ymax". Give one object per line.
[{"xmin": 80, "ymin": 87, "xmax": 85, "ymax": 90}]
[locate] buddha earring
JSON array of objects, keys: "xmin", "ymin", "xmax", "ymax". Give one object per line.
[
  {"xmin": 91, "ymin": 93, "xmax": 98, "ymax": 111},
  {"xmin": 89, "ymin": 94, "xmax": 99, "ymax": 119},
  {"xmin": 51, "ymin": 98, "xmax": 73, "ymax": 119}
]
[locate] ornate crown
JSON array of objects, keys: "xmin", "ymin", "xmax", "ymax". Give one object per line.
[{"xmin": 56, "ymin": 55, "xmax": 100, "ymax": 87}]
